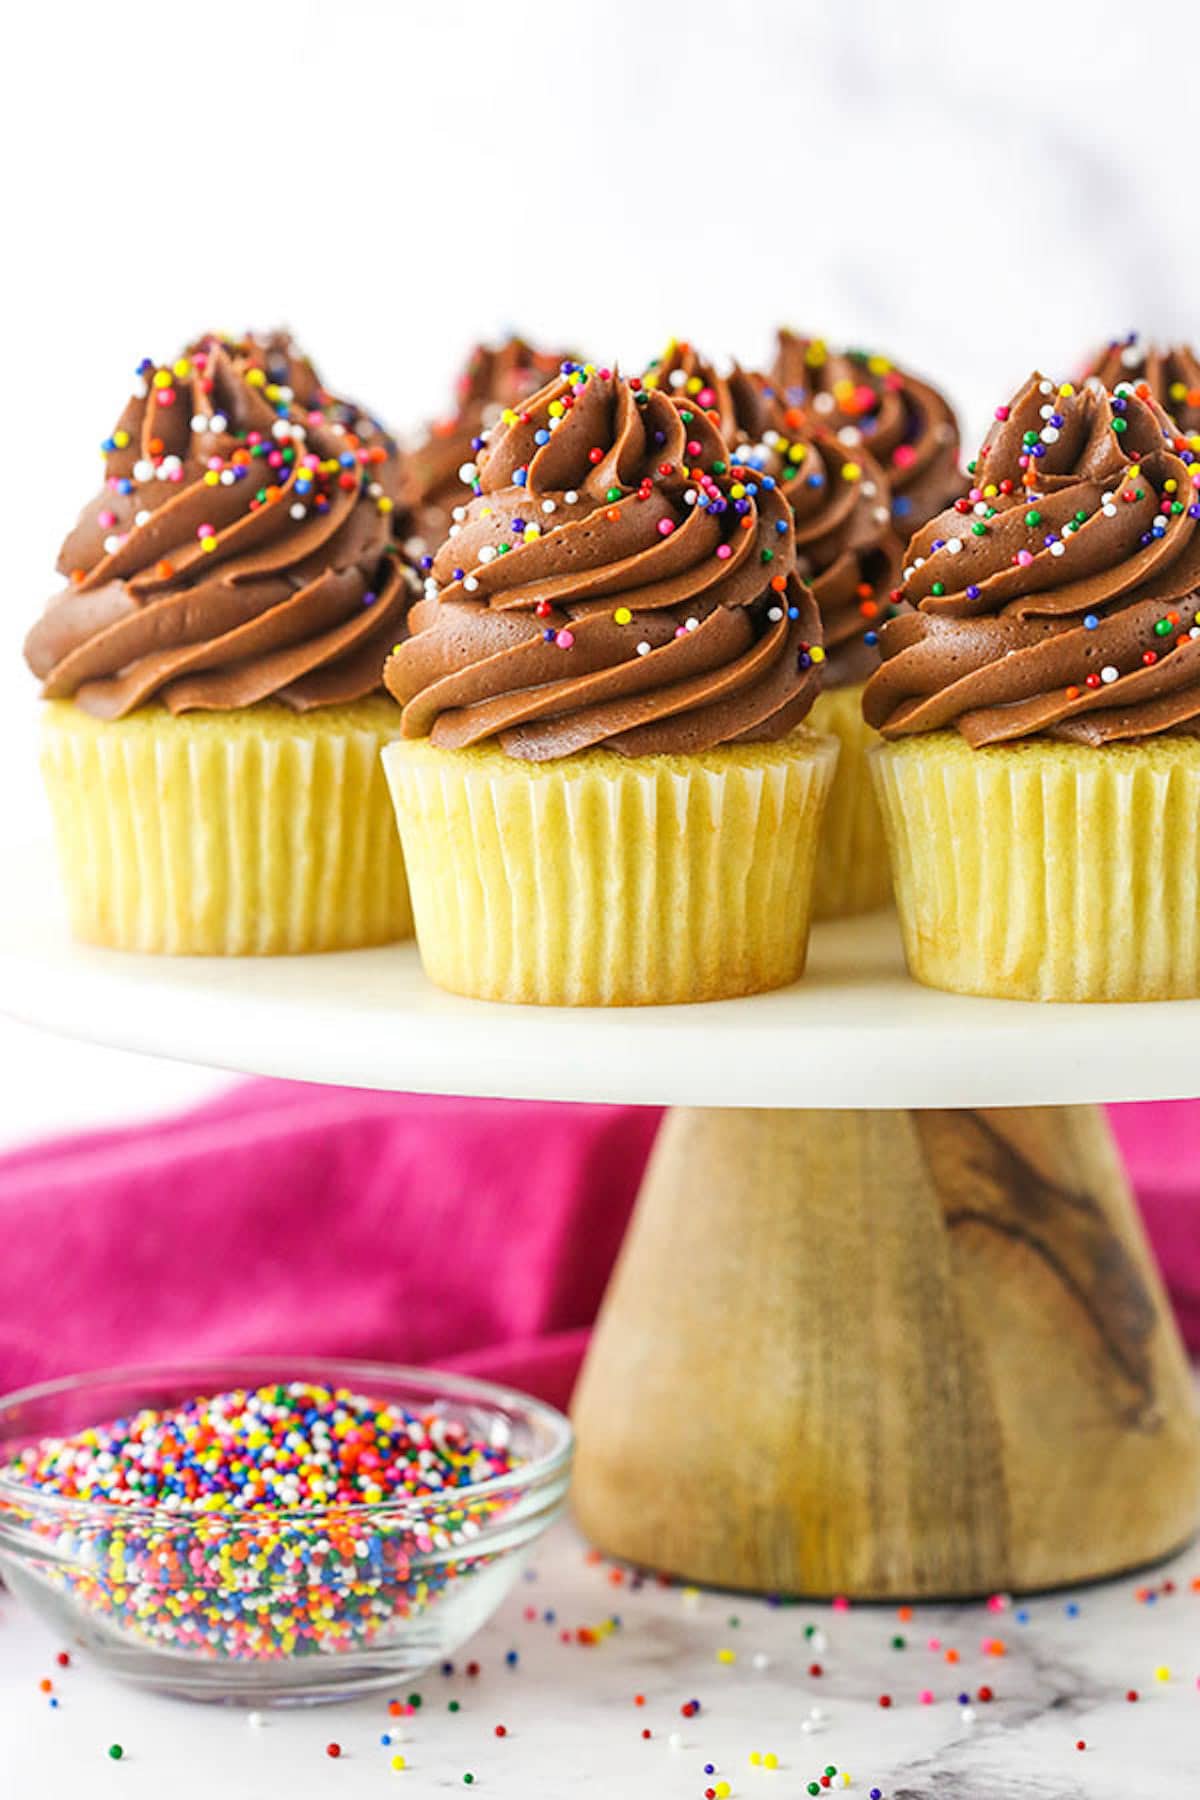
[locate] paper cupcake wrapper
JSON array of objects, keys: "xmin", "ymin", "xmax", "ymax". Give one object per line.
[
  {"xmin": 809, "ymin": 682, "xmax": 893, "ymax": 920},
  {"xmin": 40, "ymin": 698, "xmax": 412, "ymax": 955},
  {"xmin": 872, "ymin": 731, "xmax": 1200, "ymax": 1001},
  {"xmin": 383, "ymin": 732, "xmax": 839, "ymax": 1006}
]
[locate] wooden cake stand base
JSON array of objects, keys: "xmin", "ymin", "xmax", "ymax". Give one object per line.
[{"xmin": 571, "ymin": 1104, "xmax": 1200, "ymax": 1597}]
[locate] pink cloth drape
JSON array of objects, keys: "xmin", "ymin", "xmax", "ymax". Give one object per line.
[{"xmin": 0, "ymin": 1084, "xmax": 1194, "ymax": 1408}]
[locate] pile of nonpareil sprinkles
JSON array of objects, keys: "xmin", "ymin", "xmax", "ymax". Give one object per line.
[{"xmin": 2, "ymin": 1383, "xmax": 520, "ymax": 1663}]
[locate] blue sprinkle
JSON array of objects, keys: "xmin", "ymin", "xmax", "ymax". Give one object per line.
[
  {"xmin": 534, "ymin": 429, "xmax": 550, "ymax": 446},
  {"xmin": 893, "ymin": 496, "xmax": 913, "ymax": 518},
  {"xmin": 864, "ymin": 630, "xmax": 879, "ymax": 646},
  {"xmin": 1015, "ymin": 1608, "xmax": 1031, "ymax": 1624},
  {"xmin": 966, "ymin": 584, "xmax": 981, "ymax": 600},
  {"xmin": 542, "ymin": 629, "xmax": 555, "ymax": 643},
  {"xmin": 1065, "ymin": 1602, "xmax": 1080, "ymax": 1617},
  {"xmin": 513, "ymin": 469, "xmax": 527, "ymax": 486},
  {"xmin": 506, "ymin": 1650, "xmax": 519, "ymax": 1666},
  {"xmin": 381, "ymin": 1733, "xmax": 392, "ymax": 1746},
  {"xmin": 788, "ymin": 606, "xmax": 800, "ymax": 621},
  {"xmin": 774, "ymin": 519, "xmax": 788, "ymax": 534}
]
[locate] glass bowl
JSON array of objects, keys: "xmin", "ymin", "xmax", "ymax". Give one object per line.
[{"xmin": 0, "ymin": 1357, "xmax": 572, "ymax": 1705}]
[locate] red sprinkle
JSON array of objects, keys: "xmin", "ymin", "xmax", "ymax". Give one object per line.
[
  {"xmin": 879, "ymin": 1694, "xmax": 892, "ymax": 1709},
  {"xmin": 325, "ymin": 1742, "xmax": 341, "ymax": 1758}
]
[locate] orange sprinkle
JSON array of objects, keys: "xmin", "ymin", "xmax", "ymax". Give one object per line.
[
  {"xmin": 1066, "ymin": 685, "xmax": 1081, "ymax": 701},
  {"xmin": 155, "ymin": 560, "xmax": 175, "ymax": 580},
  {"xmin": 769, "ymin": 575, "xmax": 787, "ymax": 592}
]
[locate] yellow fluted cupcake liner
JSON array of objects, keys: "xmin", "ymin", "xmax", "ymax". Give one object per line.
[
  {"xmin": 809, "ymin": 682, "xmax": 893, "ymax": 920},
  {"xmin": 872, "ymin": 731, "xmax": 1200, "ymax": 1001},
  {"xmin": 40, "ymin": 698, "xmax": 412, "ymax": 955},
  {"xmin": 383, "ymin": 731, "xmax": 839, "ymax": 1006}
]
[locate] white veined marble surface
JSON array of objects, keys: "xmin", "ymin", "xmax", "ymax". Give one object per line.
[{"xmin": 1, "ymin": 1516, "xmax": 1197, "ymax": 1798}]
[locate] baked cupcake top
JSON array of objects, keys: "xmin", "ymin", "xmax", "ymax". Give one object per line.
[
  {"xmin": 410, "ymin": 337, "xmax": 572, "ymax": 551},
  {"xmin": 383, "ymin": 361, "xmax": 823, "ymax": 760},
  {"xmin": 26, "ymin": 336, "xmax": 414, "ymax": 719},
  {"xmin": 863, "ymin": 371, "xmax": 1200, "ymax": 746},
  {"xmin": 773, "ymin": 331, "xmax": 961, "ymax": 535},
  {"xmin": 1081, "ymin": 334, "xmax": 1200, "ymax": 439},
  {"xmin": 644, "ymin": 340, "xmax": 902, "ymax": 686}
]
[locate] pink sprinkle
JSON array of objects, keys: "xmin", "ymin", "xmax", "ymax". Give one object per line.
[
  {"xmin": 1016, "ymin": 549, "xmax": 1034, "ymax": 566},
  {"xmin": 832, "ymin": 1596, "xmax": 849, "ymax": 1614},
  {"xmin": 686, "ymin": 440, "xmax": 702, "ymax": 457},
  {"xmin": 156, "ymin": 388, "xmax": 176, "ymax": 407},
  {"xmin": 715, "ymin": 544, "xmax": 732, "ymax": 560},
  {"xmin": 196, "ymin": 523, "xmax": 214, "ymax": 539},
  {"xmin": 555, "ymin": 630, "xmax": 575, "ymax": 650},
  {"xmin": 97, "ymin": 509, "xmax": 115, "ymax": 528},
  {"xmin": 674, "ymin": 625, "xmax": 688, "ymax": 638},
  {"xmin": 697, "ymin": 388, "xmax": 715, "ymax": 408},
  {"xmin": 657, "ymin": 520, "xmax": 674, "ymax": 537},
  {"xmin": 927, "ymin": 1638, "xmax": 941, "ymax": 1651},
  {"xmin": 919, "ymin": 1689, "xmax": 934, "ymax": 1705},
  {"xmin": 995, "ymin": 405, "xmax": 1010, "ymax": 422},
  {"xmin": 893, "ymin": 444, "xmax": 917, "ymax": 470}
]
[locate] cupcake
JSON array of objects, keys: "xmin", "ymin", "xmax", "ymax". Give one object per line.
[
  {"xmin": 1081, "ymin": 333, "xmax": 1200, "ymax": 438},
  {"xmin": 409, "ymin": 337, "xmax": 572, "ymax": 552},
  {"xmin": 773, "ymin": 331, "xmax": 961, "ymax": 537},
  {"xmin": 381, "ymin": 360, "xmax": 838, "ymax": 1006},
  {"xmin": 865, "ymin": 370, "xmax": 1200, "ymax": 1001},
  {"xmin": 25, "ymin": 334, "xmax": 417, "ymax": 954},
  {"xmin": 644, "ymin": 338, "xmax": 903, "ymax": 916}
]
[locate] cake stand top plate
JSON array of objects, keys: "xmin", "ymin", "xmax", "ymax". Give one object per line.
[{"xmin": 2, "ymin": 845, "xmax": 1197, "ymax": 1111}]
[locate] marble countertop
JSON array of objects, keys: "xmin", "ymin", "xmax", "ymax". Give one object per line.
[{"xmin": 1, "ymin": 1519, "xmax": 1196, "ymax": 1798}]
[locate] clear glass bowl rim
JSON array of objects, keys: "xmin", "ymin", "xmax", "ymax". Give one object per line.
[{"xmin": 0, "ymin": 1354, "xmax": 573, "ymax": 1529}]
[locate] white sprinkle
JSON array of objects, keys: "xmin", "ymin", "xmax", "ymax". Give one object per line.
[
  {"xmin": 768, "ymin": 607, "xmax": 784, "ymax": 622},
  {"xmin": 1039, "ymin": 404, "xmax": 1055, "ymax": 420},
  {"xmin": 458, "ymin": 461, "xmax": 478, "ymax": 484},
  {"xmin": 133, "ymin": 458, "xmax": 154, "ymax": 482},
  {"xmin": 1103, "ymin": 503, "xmax": 1117, "ymax": 517},
  {"xmin": 1121, "ymin": 345, "xmax": 1141, "ymax": 368},
  {"xmin": 1100, "ymin": 664, "xmax": 1119, "ymax": 684},
  {"xmin": 463, "ymin": 575, "xmax": 479, "ymax": 592},
  {"xmin": 272, "ymin": 419, "xmax": 292, "ymax": 441},
  {"xmin": 668, "ymin": 369, "xmax": 687, "ymax": 389},
  {"xmin": 190, "ymin": 412, "xmax": 208, "ymax": 432},
  {"xmin": 667, "ymin": 1732, "xmax": 683, "ymax": 1749},
  {"xmin": 810, "ymin": 1629, "xmax": 828, "ymax": 1654},
  {"xmin": 247, "ymin": 1711, "xmax": 266, "ymax": 1729},
  {"xmin": 1039, "ymin": 379, "xmax": 1053, "ymax": 394},
  {"xmin": 423, "ymin": 578, "xmax": 439, "ymax": 598},
  {"xmin": 289, "ymin": 503, "xmax": 306, "ymax": 520},
  {"xmin": 1050, "ymin": 541, "xmax": 1065, "ymax": 556},
  {"xmin": 945, "ymin": 537, "xmax": 963, "ymax": 554},
  {"xmin": 973, "ymin": 501, "xmax": 989, "ymax": 516},
  {"xmin": 752, "ymin": 1652, "xmax": 771, "ymax": 1671},
  {"xmin": 685, "ymin": 617, "xmax": 699, "ymax": 632},
  {"xmin": 1041, "ymin": 426, "xmax": 1060, "ymax": 444},
  {"xmin": 636, "ymin": 641, "xmax": 651, "ymax": 656},
  {"xmin": 102, "ymin": 533, "xmax": 121, "ymax": 554},
  {"xmin": 478, "ymin": 545, "xmax": 497, "ymax": 563},
  {"xmin": 220, "ymin": 469, "xmax": 236, "ymax": 486},
  {"xmin": 564, "ymin": 490, "xmax": 579, "ymax": 505},
  {"xmin": 542, "ymin": 499, "xmax": 557, "ymax": 514},
  {"xmin": 960, "ymin": 1706, "xmax": 976, "ymax": 1725},
  {"xmin": 451, "ymin": 506, "xmax": 467, "ymax": 523},
  {"xmin": 808, "ymin": 1707, "xmax": 825, "ymax": 1723},
  {"xmin": 134, "ymin": 510, "xmax": 150, "ymax": 527},
  {"xmin": 210, "ymin": 412, "xmax": 227, "ymax": 434}
]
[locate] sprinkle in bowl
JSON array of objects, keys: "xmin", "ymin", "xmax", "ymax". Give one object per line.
[{"xmin": 0, "ymin": 1357, "xmax": 572, "ymax": 1704}]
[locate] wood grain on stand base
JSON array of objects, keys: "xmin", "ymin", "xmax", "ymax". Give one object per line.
[{"xmin": 571, "ymin": 1105, "xmax": 1200, "ymax": 1597}]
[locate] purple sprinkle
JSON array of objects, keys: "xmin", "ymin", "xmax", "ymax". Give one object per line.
[
  {"xmin": 966, "ymin": 584, "xmax": 981, "ymax": 600},
  {"xmin": 362, "ymin": 590, "xmax": 377, "ymax": 607},
  {"xmin": 452, "ymin": 568, "xmax": 465, "ymax": 582}
]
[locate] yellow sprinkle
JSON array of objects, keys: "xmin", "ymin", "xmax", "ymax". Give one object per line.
[
  {"xmin": 200, "ymin": 536, "xmax": 217, "ymax": 552},
  {"xmin": 841, "ymin": 461, "xmax": 862, "ymax": 482},
  {"xmin": 787, "ymin": 443, "xmax": 805, "ymax": 463},
  {"xmin": 643, "ymin": 373, "xmax": 659, "ymax": 390},
  {"xmin": 764, "ymin": 1753, "xmax": 779, "ymax": 1770},
  {"xmin": 548, "ymin": 401, "xmax": 565, "ymax": 418},
  {"xmin": 715, "ymin": 1785, "xmax": 732, "ymax": 1799},
  {"xmin": 1155, "ymin": 1665, "xmax": 1171, "ymax": 1682},
  {"xmin": 804, "ymin": 341, "xmax": 827, "ymax": 369},
  {"xmin": 1058, "ymin": 382, "xmax": 1075, "ymax": 397},
  {"xmin": 1165, "ymin": 478, "xmax": 1179, "ymax": 493},
  {"xmin": 686, "ymin": 376, "xmax": 702, "ymax": 395},
  {"xmin": 983, "ymin": 483, "xmax": 998, "ymax": 498},
  {"xmin": 501, "ymin": 407, "xmax": 519, "ymax": 426},
  {"xmin": 1170, "ymin": 381, "xmax": 1187, "ymax": 401},
  {"xmin": 391, "ymin": 1754, "xmax": 406, "ymax": 1771},
  {"xmin": 1128, "ymin": 464, "xmax": 1141, "ymax": 479},
  {"xmin": 152, "ymin": 368, "xmax": 172, "ymax": 388},
  {"xmin": 731, "ymin": 483, "xmax": 746, "ymax": 499},
  {"xmin": 172, "ymin": 358, "xmax": 192, "ymax": 379},
  {"xmin": 522, "ymin": 525, "xmax": 540, "ymax": 541},
  {"xmin": 377, "ymin": 497, "xmax": 394, "ymax": 515},
  {"xmin": 112, "ymin": 429, "xmax": 130, "ymax": 449},
  {"xmin": 750, "ymin": 1750, "xmax": 762, "ymax": 1764},
  {"xmin": 265, "ymin": 383, "xmax": 283, "ymax": 402},
  {"xmin": 842, "ymin": 1774, "xmax": 852, "ymax": 1787},
  {"xmin": 203, "ymin": 470, "xmax": 219, "ymax": 486},
  {"xmin": 867, "ymin": 354, "xmax": 891, "ymax": 376},
  {"xmin": 614, "ymin": 607, "xmax": 632, "ymax": 625},
  {"xmin": 718, "ymin": 1648, "xmax": 736, "ymax": 1665},
  {"xmin": 245, "ymin": 368, "xmax": 266, "ymax": 387},
  {"xmin": 810, "ymin": 646, "xmax": 826, "ymax": 664}
]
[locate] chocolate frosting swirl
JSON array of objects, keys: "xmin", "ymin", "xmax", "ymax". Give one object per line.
[
  {"xmin": 643, "ymin": 341, "xmax": 902, "ymax": 686},
  {"xmin": 1082, "ymin": 334, "xmax": 1200, "ymax": 439},
  {"xmin": 384, "ymin": 361, "xmax": 823, "ymax": 760},
  {"xmin": 409, "ymin": 337, "xmax": 572, "ymax": 551},
  {"xmin": 26, "ymin": 336, "xmax": 414, "ymax": 718},
  {"xmin": 773, "ymin": 331, "xmax": 961, "ymax": 536},
  {"xmin": 863, "ymin": 372, "xmax": 1200, "ymax": 746}
]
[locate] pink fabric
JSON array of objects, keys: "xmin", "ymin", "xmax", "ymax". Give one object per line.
[{"xmin": 0, "ymin": 1087, "xmax": 1194, "ymax": 1409}]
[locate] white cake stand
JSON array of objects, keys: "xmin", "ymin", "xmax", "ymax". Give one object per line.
[{"xmin": 3, "ymin": 843, "xmax": 1198, "ymax": 1601}]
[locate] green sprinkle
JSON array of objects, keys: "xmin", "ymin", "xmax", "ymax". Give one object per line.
[
  {"xmin": 449, "ymin": 1700, "xmax": 460, "ymax": 1713},
  {"xmin": 464, "ymin": 1777, "xmax": 475, "ymax": 1787},
  {"xmin": 108, "ymin": 1745, "xmax": 124, "ymax": 1761},
  {"xmin": 605, "ymin": 486, "xmax": 622, "ymax": 503},
  {"xmin": 1075, "ymin": 509, "xmax": 1088, "ymax": 524},
  {"xmin": 408, "ymin": 1693, "xmax": 423, "ymax": 1708},
  {"xmin": 1022, "ymin": 430, "xmax": 1039, "ymax": 446},
  {"xmin": 971, "ymin": 522, "xmax": 988, "ymax": 536},
  {"xmin": 761, "ymin": 548, "xmax": 774, "ymax": 563},
  {"xmin": 1025, "ymin": 509, "xmax": 1041, "ymax": 527},
  {"xmin": 1113, "ymin": 418, "xmax": 1127, "ymax": 434},
  {"xmin": 711, "ymin": 460, "xmax": 727, "ymax": 475},
  {"xmin": 1155, "ymin": 619, "xmax": 1173, "ymax": 636},
  {"xmin": 891, "ymin": 1635, "xmax": 907, "ymax": 1649},
  {"xmin": 931, "ymin": 581, "xmax": 945, "ymax": 596}
]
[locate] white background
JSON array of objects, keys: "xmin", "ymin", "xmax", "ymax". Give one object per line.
[{"xmin": 0, "ymin": 0, "xmax": 1193, "ymax": 1146}]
